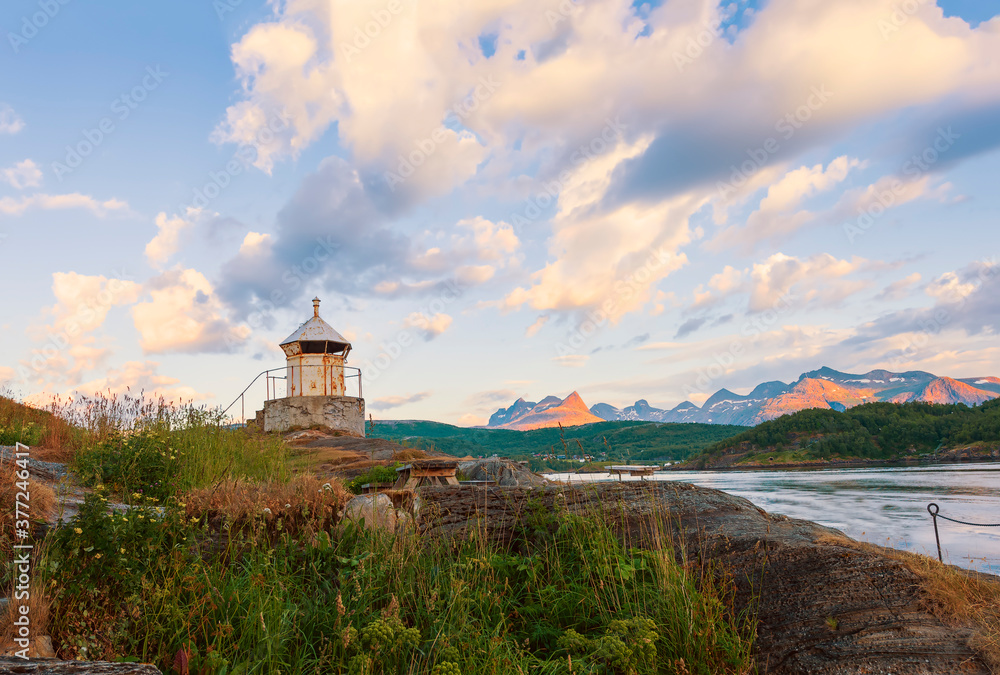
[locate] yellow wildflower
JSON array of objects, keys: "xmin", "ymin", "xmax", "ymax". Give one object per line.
[{"xmin": 74, "ymin": 527, "xmax": 82, "ymax": 534}]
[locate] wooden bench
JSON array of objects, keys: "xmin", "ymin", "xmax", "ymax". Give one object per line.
[
  {"xmin": 609, "ymin": 465, "xmax": 656, "ymax": 479},
  {"xmin": 393, "ymin": 459, "xmax": 461, "ymax": 489}
]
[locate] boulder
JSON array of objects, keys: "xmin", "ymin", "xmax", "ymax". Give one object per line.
[
  {"xmin": 457, "ymin": 459, "xmax": 547, "ymax": 487},
  {"xmin": 342, "ymin": 494, "xmax": 412, "ymax": 532},
  {"xmin": 0, "ymin": 658, "xmax": 160, "ymax": 673}
]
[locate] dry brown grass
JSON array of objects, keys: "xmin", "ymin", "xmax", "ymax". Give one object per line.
[
  {"xmin": 0, "ymin": 395, "xmax": 81, "ymax": 462},
  {"xmin": 0, "ymin": 461, "xmax": 57, "ymax": 564},
  {"xmin": 0, "ymin": 584, "xmax": 50, "ymax": 655},
  {"xmin": 184, "ymin": 474, "xmax": 352, "ymax": 539},
  {"xmin": 393, "ymin": 448, "xmax": 429, "ymax": 461},
  {"xmin": 817, "ymin": 533, "xmax": 1000, "ymax": 669}
]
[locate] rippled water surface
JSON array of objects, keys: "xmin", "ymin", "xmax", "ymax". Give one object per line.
[{"xmin": 544, "ymin": 463, "xmax": 1000, "ymax": 574}]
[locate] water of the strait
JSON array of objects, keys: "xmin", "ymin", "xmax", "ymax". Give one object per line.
[{"xmin": 544, "ymin": 462, "xmax": 1000, "ymax": 574}]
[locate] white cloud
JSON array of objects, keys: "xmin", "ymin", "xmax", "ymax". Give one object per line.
[
  {"xmin": 21, "ymin": 272, "xmax": 142, "ymax": 388},
  {"xmin": 48, "ymin": 272, "xmax": 142, "ymax": 335},
  {"xmin": 875, "ymin": 272, "xmax": 922, "ymax": 302},
  {"xmin": 552, "ymin": 354, "xmax": 589, "ymax": 368},
  {"xmin": 0, "ymin": 160, "xmax": 42, "ymax": 189},
  {"xmin": 146, "ymin": 209, "xmax": 202, "ymax": 269},
  {"xmin": 24, "ymin": 360, "xmax": 209, "ymax": 406},
  {"xmin": 212, "ymin": 0, "xmax": 1000, "ymax": 330},
  {"xmin": 132, "ymin": 269, "xmax": 250, "ymax": 354},
  {"xmin": 369, "ymin": 391, "xmax": 432, "ymax": 411},
  {"xmin": 713, "ymin": 156, "xmax": 864, "ymax": 250},
  {"xmin": 0, "ymin": 104, "xmax": 24, "ymax": 135},
  {"xmin": 749, "ymin": 252, "xmax": 869, "ymax": 312},
  {"xmin": 0, "ymin": 193, "xmax": 128, "ymax": 217},
  {"xmin": 692, "ymin": 265, "xmax": 745, "ymax": 307},
  {"xmin": 503, "ymin": 134, "xmax": 693, "ymax": 322},
  {"xmin": 403, "ymin": 311, "xmax": 453, "ymax": 340}
]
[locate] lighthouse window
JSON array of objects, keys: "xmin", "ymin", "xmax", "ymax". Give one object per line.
[{"xmin": 300, "ymin": 341, "xmax": 328, "ymax": 354}]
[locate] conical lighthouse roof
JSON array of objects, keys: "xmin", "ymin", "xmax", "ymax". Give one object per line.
[{"xmin": 280, "ymin": 298, "xmax": 351, "ymax": 353}]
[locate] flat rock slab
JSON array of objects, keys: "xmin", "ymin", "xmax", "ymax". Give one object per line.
[
  {"xmin": 415, "ymin": 482, "xmax": 994, "ymax": 675},
  {"xmin": 0, "ymin": 658, "xmax": 161, "ymax": 674}
]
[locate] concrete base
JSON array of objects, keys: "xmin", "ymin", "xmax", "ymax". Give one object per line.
[{"xmin": 263, "ymin": 396, "xmax": 365, "ymax": 436}]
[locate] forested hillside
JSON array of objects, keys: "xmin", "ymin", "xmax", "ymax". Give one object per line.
[
  {"xmin": 370, "ymin": 419, "xmax": 743, "ymax": 469},
  {"xmin": 688, "ymin": 399, "xmax": 1000, "ymax": 467}
]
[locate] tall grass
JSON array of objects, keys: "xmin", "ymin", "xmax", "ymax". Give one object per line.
[
  {"xmin": 19, "ymin": 392, "xmax": 756, "ymax": 672},
  {"xmin": 15, "ymin": 392, "xmax": 294, "ymax": 501},
  {"xmin": 41, "ymin": 491, "xmax": 756, "ymax": 674},
  {"xmin": 0, "ymin": 392, "xmax": 84, "ymax": 458}
]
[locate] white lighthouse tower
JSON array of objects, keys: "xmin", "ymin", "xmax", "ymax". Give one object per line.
[
  {"xmin": 261, "ymin": 298, "xmax": 366, "ymax": 436},
  {"xmin": 280, "ymin": 297, "xmax": 352, "ymax": 397}
]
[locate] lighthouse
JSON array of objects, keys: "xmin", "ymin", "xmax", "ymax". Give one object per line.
[
  {"xmin": 261, "ymin": 298, "xmax": 366, "ymax": 436},
  {"xmin": 280, "ymin": 297, "xmax": 352, "ymax": 397}
]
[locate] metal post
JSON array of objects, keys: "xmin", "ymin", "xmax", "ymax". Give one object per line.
[{"xmin": 928, "ymin": 503, "xmax": 942, "ymax": 562}]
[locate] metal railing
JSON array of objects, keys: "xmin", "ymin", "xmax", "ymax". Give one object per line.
[
  {"xmin": 221, "ymin": 364, "xmax": 362, "ymax": 424},
  {"xmin": 927, "ymin": 502, "xmax": 1000, "ymax": 562}
]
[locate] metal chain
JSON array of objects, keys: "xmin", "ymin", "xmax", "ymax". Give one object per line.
[{"xmin": 935, "ymin": 514, "xmax": 1000, "ymax": 527}]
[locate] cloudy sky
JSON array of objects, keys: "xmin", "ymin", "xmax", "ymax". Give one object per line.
[{"xmin": 1, "ymin": 0, "xmax": 999, "ymax": 425}]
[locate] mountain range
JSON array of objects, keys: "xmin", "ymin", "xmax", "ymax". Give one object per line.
[{"xmin": 487, "ymin": 368, "xmax": 1000, "ymax": 430}]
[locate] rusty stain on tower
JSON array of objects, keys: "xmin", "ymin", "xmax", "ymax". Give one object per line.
[{"xmin": 279, "ymin": 297, "xmax": 353, "ymax": 398}]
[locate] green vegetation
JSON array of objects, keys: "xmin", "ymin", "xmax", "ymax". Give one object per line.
[
  {"xmin": 345, "ymin": 463, "xmax": 402, "ymax": 494},
  {"xmin": 0, "ymin": 393, "xmax": 756, "ymax": 673},
  {"xmin": 41, "ymin": 486, "xmax": 755, "ymax": 674},
  {"xmin": 68, "ymin": 398, "xmax": 291, "ymax": 503},
  {"xmin": 691, "ymin": 398, "xmax": 1000, "ymax": 466},
  {"xmin": 370, "ymin": 420, "xmax": 743, "ymax": 468}
]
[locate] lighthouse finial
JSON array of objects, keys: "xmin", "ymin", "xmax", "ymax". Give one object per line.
[{"xmin": 312, "ymin": 297, "xmax": 321, "ymax": 317}]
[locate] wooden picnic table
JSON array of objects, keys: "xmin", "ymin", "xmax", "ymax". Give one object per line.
[{"xmin": 393, "ymin": 459, "xmax": 460, "ymax": 489}]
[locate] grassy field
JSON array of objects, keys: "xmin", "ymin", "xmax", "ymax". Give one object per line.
[{"xmin": 0, "ymin": 394, "xmax": 758, "ymax": 673}]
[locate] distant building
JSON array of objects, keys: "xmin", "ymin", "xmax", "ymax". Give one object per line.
[{"xmin": 258, "ymin": 298, "xmax": 365, "ymax": 436}]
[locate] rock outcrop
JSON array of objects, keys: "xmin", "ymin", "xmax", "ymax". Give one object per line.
[
  {"xmin": 457, "ymin": 459, "xmax": 548, "ymax": 487},
  {"xmin": 0, "ymin": 659, "xmax": 160, "ymax": 674},
  {"xmin": 414, "ymin": 481, "xmax": 995, "ymax": 674},
  {"xmin": 342, "ymin": 493, "xmax": 413, "ymax": 532}
]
